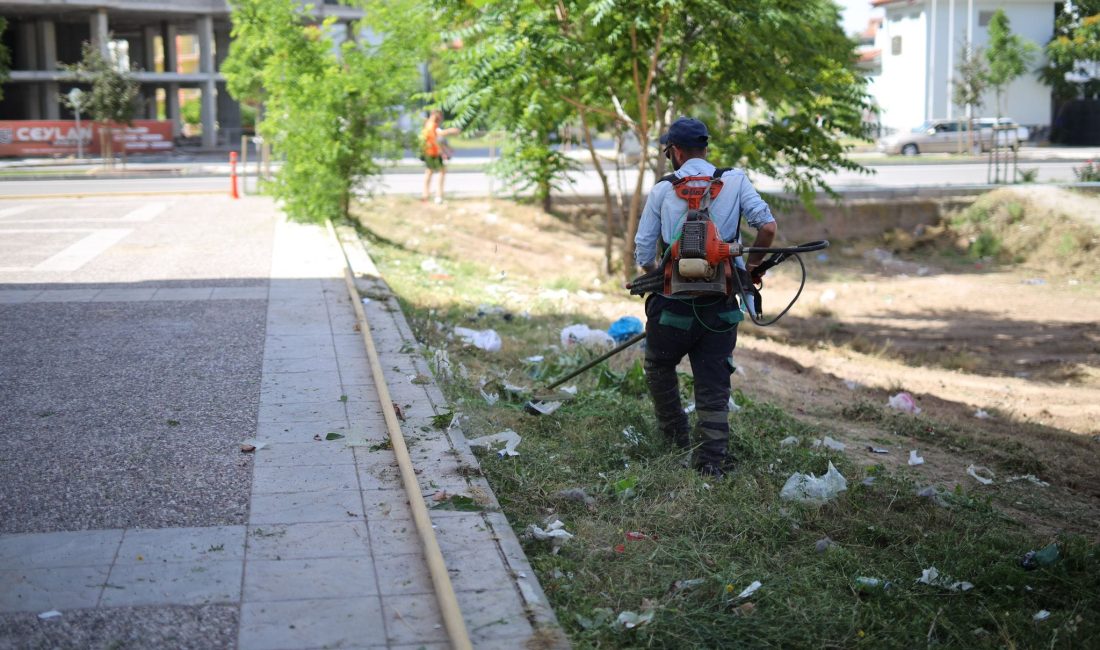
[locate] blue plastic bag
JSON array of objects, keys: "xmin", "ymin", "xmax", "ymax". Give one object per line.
[{"xmin": 607, "ymin": 316, "xmax": 644, "ymax": 342}]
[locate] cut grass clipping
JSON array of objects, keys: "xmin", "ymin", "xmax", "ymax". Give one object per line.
[{"xmin": 353, "ymin": 199, "xmax": 1099, "ymax": 648}]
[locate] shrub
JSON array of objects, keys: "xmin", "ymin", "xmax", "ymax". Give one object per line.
[{"xmin": 1074, "ymin": 160, "xmax": 1100, "ymax": 182}]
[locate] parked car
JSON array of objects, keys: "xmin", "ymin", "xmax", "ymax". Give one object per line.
[
  {"xmin": 877, "ymin": 118, "xmax": 1028, "ymax": 155},
  {"xmin": 975, "ymin": 117, "xmax": 1029, "ymax": 151}
]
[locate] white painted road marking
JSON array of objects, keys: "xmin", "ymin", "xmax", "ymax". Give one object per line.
[
  {"xmin": 0, "ymin": 206, "xmax": 35, "ymax": 218},
  {"xmin": 33, "ymin": 229, "xmax": 132, "ymax": 272},
  {"xmin": 121, "ymin": 202, "xmax": 169, "ymax": 222}
]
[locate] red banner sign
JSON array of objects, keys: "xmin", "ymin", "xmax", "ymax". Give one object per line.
[{"xmin": 0, "ymin": 120, "xmax": 174, "ymax": 157}]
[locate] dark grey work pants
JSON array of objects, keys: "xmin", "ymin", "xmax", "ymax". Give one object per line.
[{"xmin": 643, "ymin": 293, "xmax": 740, "ymax": 467}]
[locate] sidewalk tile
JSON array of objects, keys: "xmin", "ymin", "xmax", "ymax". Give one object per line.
[
  {"xmin": 257, "ymin": 400, "xmax": 348, "ymax": 424},
  {"xmin": 0, "ymin": 566, "xmax": 107, "ymax": 612},
  {"xmin": 100, "ymin": 560, "xmax": 242, "ymax": 607},
  {"xmin": 378, "ymin": 594, "xmax": 449, "ymax": 645},
  {"xmin": 150, "ymin": 287, "xmax": 214, "ymax": 301},
  {"xmin": 0, "ymin": 289, "xmax": 41, "ymax": 303},
  {"xmin": 0, "ymin": 529, "xmax": 122, "ymax": 570},
  {"xmin": 254, "ymin": 420, "xmax": 350, "ymax": 445},
  {"xmin": 239, "ymin": 597, "xmax": 386, "ymax": 650},
  {"xmin": 253, "ymin": 441, "xmax": 356, "ymax": 468},
  {"xmin": 249, "ymin": 489, "xmax": 364, "ymax": 525},
  {"xmin": 31, "ymin": 288, "xmax": 100, "ymax": 302},
  {"xmin": 373, "ymin": 554, "xmax": 433, "ymax": 595},
  {"xmin": 115, "ymin": 526, "xmax": 246, "ymax": 564},
  {"xmin": 262, "ymin": 356, "xmax": 340, "ymax": 375},
  {"xmin": 211, "ymin": 286, "xmax": 268, "ymax": 300},
  {"xmin": 252, "ymin": 464, "xmax": 359, "ymax": 494},
  {"xmin": 92, "ymin": 288, "xmax": 158, "ymax": 302},
  {"xmin": 246, "ymin": 522, "xmax": 371, "ymax": 561},
  {"xmin": 366, "ymin": 518, "xmax": 420, "ymax": 557},
  {"xmin": 243, "ymin": 557, "xmax": 377, "ymax": 601}
]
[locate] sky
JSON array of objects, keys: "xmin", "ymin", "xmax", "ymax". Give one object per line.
[{"xmin": 837, "ymin": 0, "xmax": 882, "ymax": 36}]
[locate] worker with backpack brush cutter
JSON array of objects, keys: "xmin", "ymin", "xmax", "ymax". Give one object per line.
[{"xmin": 632, "ymin": 117, "xmax": 777, "ymax": 479}]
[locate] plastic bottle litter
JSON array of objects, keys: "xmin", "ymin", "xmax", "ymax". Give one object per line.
[
  {"xmin": 974, "ymin": 409, "xmax": 992, "ymax": 419},
  {"xmin": 1033, "ymin": 610, "xmax": 1051, "ymax": 621},
  {"xmin": 524, "ymin": 400, "xmax": 562, "ymax": 416},
  {"xmin": 779, "ymin": 461, "xmax": 848, "ymax": 504},
  {"xmin": 908, "ymin": 450, "xmax": 925, "ymax": 466},
  {"xmin": 887, "ymin": 392, "xmax": 922, "ymax": 414},
  {"xmin": 779, "ymin": 436, "xmax": 800, "ymax": 447},
  {"xmin": 607, "ymin": 316, "xmax": 644, "ymax": 342},
  {"xmin": 560, "ymin": 324, "xmax": 615, "ymax": 349},
  {"xmin": 467, "ymin": 430, "xmax": 522, "ymax": 457},
  {"xmin": 735, "ymin": 580, "xmax": 762, "ymax": 600},
  {"xmin": 1020, "ymin": 543, "xmax": 1060, "ymax": 570},
  {"xmin": 966, "ymin": 464, "xmax": 995, "ymax": 485},
  {"xmin": 453, "ymin": 327, "xmax": 502, "ymax": 352}
]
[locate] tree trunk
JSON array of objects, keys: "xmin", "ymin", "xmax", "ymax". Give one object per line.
[
  {"xmin": 580, "ymin": 111, "xmax": 616, "ymax": 274},
  {"xmin": 622, "ymin": 129, "xmax": 648, "ymax": 279}
]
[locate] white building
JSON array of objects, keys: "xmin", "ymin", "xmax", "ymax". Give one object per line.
[{"xmin": 872, "ymin": 0, "xmax": 1055, "ymax": 133}]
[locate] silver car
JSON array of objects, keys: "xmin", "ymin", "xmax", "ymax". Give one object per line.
[{"xmin": 877, "ymin": 118, "xmax": 1027, "ymax": 155}]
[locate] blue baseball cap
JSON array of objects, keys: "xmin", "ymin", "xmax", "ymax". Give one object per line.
[{"xmin": 660, "ymin": 117, "xmax": 709, "ymax": 148}]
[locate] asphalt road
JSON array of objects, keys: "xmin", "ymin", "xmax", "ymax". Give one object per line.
[{"xmin": 0, "ymin": 160, "xmax": 1086, "ymax": 198}]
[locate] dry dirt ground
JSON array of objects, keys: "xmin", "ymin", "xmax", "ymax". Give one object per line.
[{"xmin": 357, "ymin": 188, "xmax": 1100, "ymax": 538}]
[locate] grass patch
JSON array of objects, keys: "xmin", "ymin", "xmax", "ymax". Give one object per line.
[{"xmin": 351, "ymin": 197, "xmax": 1100, "ymax": 648}]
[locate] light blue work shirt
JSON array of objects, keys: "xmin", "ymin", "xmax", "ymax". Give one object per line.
[{"xmin": 634, "ymin": 158, "xmax": 776, "ymax": 270}]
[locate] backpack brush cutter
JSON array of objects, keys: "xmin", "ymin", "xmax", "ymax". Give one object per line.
[{"xmin": 524, "ymin": 171, "xmax": 828, "ymax": 415}]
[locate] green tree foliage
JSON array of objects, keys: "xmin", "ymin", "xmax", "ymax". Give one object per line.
[
  {"xmin": 952, "ymin": 42, "xmax": 988, "ymax": 151},
  {"xmin": 223, "ymin": 0, "xmax": 425, "ymax": 223},
  {"xmin": 1042, "ymin": 3, "xmax": 1100, "ymax": 101},
  {"xmin": 65, "ymin": 42, "xmax": 140, "ymax": 125},
  {"xmin": 432, "ymin": 0, "xmax": 870, "ymax": 272},
  {"xmin": 0, "ymin": 17, "xmax": 11, "ymax": 102},
  {"xmin": 985, "ymin": 9, "xmax": 1038, "ymax": 118}
]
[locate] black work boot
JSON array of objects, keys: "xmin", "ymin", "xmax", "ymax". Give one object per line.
[{"xmin": 694, "ymin": 456, "xmax": 736, "ymax": 480}]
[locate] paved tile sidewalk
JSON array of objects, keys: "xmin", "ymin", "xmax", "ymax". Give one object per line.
[{"xmin": 0, "ymin": 203, "xmax": 565, "ymax": 648}]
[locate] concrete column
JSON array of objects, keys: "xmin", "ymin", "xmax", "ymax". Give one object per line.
[
  {"xmin": 16, "ymin": 22, "xmax": 40, "ymax": 118},
  {"xmin": 214, "ymin": 25, "xmax": 240, "ymax": 143},
  {"xmin": 163, "ymin": 23, "xmax": 181, "ymax": 137},
  {"xmin": 142, "ymin": 25, "xmax": 159, "ymax": 71},
  {"xmin": 90, "ymin": 9, "xmax": 109, "ymax": 59},
  {"xmin": 38, "ymin": 20, "xmax": 60, "ymax": 119},
  {"xmin": 197, "ymin": 15, "xmax": 217, "ymax": 148}
]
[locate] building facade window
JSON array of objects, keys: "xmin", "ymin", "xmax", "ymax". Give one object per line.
[{"xmin": 891, "ymin": 35, "xmax": 902, "ymax": 55}]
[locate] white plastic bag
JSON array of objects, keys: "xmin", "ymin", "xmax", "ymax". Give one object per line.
[
  {"xmin": 779, "ymin": 461, "xmax": 848, "ymax": 504},
  {"xmin": 468, "ymin": 430, "xmax": 522, "ymax": 457},
  {"xmin": 560, "ymin": 324, "xmax": 614, "ymax": 349},
  {"xmin": 887, "ymin": 391, "xmax": 922, "ymax": 414},
  {"xmin": 454, "ymin": 327, "xmax": 502, "ymax": 352}
]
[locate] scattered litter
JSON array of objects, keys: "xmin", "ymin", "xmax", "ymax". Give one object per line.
[
  {"xmin": 779, "ymin": 436, "xmax": 800, "ymax": 447},
  {"xmin": 622, "ymin": 426, "xmax": 643, "ymax": 446},
  {"xmin": 779, "ymin": 461, "xmax": 848, "ymax": 504},
  {"xmin": 613, "ymin": 476, "xmax": 638, "ymax": 499},
  {"xmin": 325, "ymin": 432, "xmax": 345, "ymax": 441},
  {"xmin": 360, "ymin": 297, "xmax": 371, "ymax": 305},
  {"xmin": 670, "ymin": 578, "xmax": 706, "ymax": 593},
  {"xmin": 816, "ymin": 253, "xmax": 830, "ymax": 262},
  {"xmin": 966, "ymin": 464, "xmax": 995, "ymax": 485},
  {"xmin": 867, "ymin": 446, "xmax": 889, "ymax": 454},
  {"xmin": 560, "ymin": 385, "xmax": 578, "ymax": 395},
  {"xmin": 616, "ymin": 610, "xmax": 655, "ymax": 629},
  {"xmin": 843, "ymin": 379, "xmax": 862, "ymax": 390},
  {"xmin": 812, "ymin": 436, "xmax": 847, "ymax": 451},
  {"xmin": 917, "ymin": 566, "xmax": 973, "ymax": 592},
  {"xmin": 524, "ymin": 400, "xmax": 562, "ymax": 416},
  {"xmin": 608, "ymin": 316, "xmax": 644, "ymax": 342},
  {"xmin": 974, "ymin": 409, "xmax": 992, "ymax": 419},
  {"xmin": 684, "ymin": 402, "xmax": 696, "ymax": 415},
  {"xmin": 727, "ymin": 396, "xmax": 742, "ymax": 412},
  {"xmin": 453, "ymin": 327, "xmax": 502, "ymax": 352},
  {"xmin": 1022, "ymin": 278, "xmax": 1047, "ymax": 286},
  {"xmin": 478, "ymin": 386, "xmax": 498, "ymax": 406},
  {"xmin": 819, "ymin": 288, "xmax": 837, "ymax": 304},
  {"xmin": 735, "ymin": 581, "xmax": 762, "ymax": 600},
  {"xmin": 467, "ymin": 430, "xmax": 522, "ymax": 457},
  {"xmin": 815, "ymin": 537, "xmax": 835, "ymax": 553},
  {"xmin": 1033, "ymin": 610, "xmax": 1051, "ymax": 621},
  {"xmin": 501, "ymin": 382, "xmax": 528, "ymax": 396},
  {"xmin": 560, "ymin": 324, "xmax": 615, "ymax": 349},
  {"xmin": 525, "ymin": 519, "xmax": 573, "ymax": 553},
  {"xmin": 555, "ymin": 488, "xmax": 596, "ymax": 508},
  {"xmin": 239, "ymin": 439, "xmax": 268, "ymax": 453},
  {"xmin": 419, "ymin": 258, "xmax": 443, "ymax": 273},
  {"xmin": 1021, "ymin": 543, "xmax": 1060, "ymax": 570},
  {"xmin": 915, "ymin": 485, "xmax": 949, "ymax": 507},
  {"xmin": 1007, "ymin": 474, "xmax": 1049, "ymax": 487},
  {"xmin": 523, "ymin": 355, "xmax": 544, "ymax": 363},
  {"xmin": 37, "ymin": 610, "xmax": 62, "ymax": 620},
  {"xmin": 887, "ymin": 392, "xmax": 922, "ymax": 415},
  {"xmin": 862, "ymin": 477, "xmax": 876, "ymax": 486},
  {"xmin": 625, "ymin": 531, "xmax": 651, "ymax": 541},
  {"xmin": 908, "ymin": 450, "xmax": 925, "ymax": 466},
  {"xmin": 855, "ymin": 577, "xmax": 892, "ymax": 593}
]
